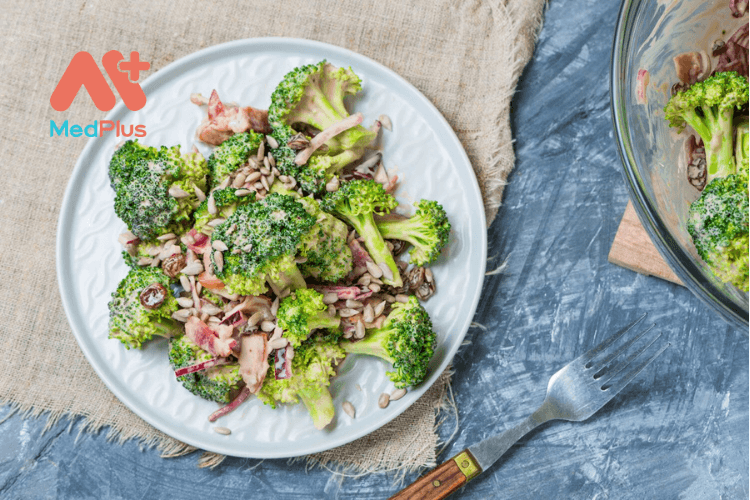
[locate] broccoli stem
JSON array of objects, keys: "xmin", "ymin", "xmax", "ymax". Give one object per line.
[
  {"xmin": 267, "ymin": 266, "xmax": 308, "ymax": 295},
  {"xmin": 308, "ymin": 313, "xmax": 341, "ymax": 332},
  {"xmin": 341, "ymin": 328, "xmax": 393, "ymax": 362},
  {"xmin": 377, "ymin": 218, "xmax": 423, "ymax": 248},
  {"xmin": 347, "ymin": 215, "xmax": 402, "ymax": 287},
  {"xmin": 297, "ymin": 384, "xmax": 335, "ymax": 430}
]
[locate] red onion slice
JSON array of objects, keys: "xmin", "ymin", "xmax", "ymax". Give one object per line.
[{"xmin": 208, "ymin": 386, "xmax": 250, "ymax": 422}]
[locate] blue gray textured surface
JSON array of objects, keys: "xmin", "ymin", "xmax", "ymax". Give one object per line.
[{"xmin": 1, "ymin": 0, "xmax": 748, "ymax": 498}]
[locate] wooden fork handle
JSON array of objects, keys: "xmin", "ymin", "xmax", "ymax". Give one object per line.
[{"xmin": 389, "ymin": 449, "xmax": 482, "ymax": 500}]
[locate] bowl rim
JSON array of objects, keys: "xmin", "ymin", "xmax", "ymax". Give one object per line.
[{"xmin": 610, "ymin": 0, "xmax": 748, "ymax": 328}]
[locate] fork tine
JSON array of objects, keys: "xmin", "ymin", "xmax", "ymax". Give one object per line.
[
  {"xmin": 598, "ymin": 329, "xmax": 660, "ymax": 385},
  {"xmin": 579, "ymin": 313, "xmax": 648, "ymax": 365},
  {"xmin": 592, "ymin": 324, "xmax": 656, "ymax": 375},
  {"xmin": 601, "ymin": 340, "xmax": 670, "ymax": 397}
]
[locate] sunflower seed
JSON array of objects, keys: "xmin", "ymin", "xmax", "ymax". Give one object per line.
[
  {"xmin": 207, "ymin": 218, "xmax": 226, "ymax": 227},
  {"xmin": 378, "ymin": 393, "xmax": 390, "ymax": 409},
  {"xmin": 323, "ymin": 292, "xmax": 339, "ymax": 304},
  {"xmin": 338, "ymin": 308, "xmax": 359, "ymax": 318},
  {"xmin": 363, "ymin": 304, "xmax": 374, "ymax": 323},
  {"xmin": 379, "ymin": 263, "xmax": 394, "ymax": 281},
  {"xmin": 214, "ymin": 250, "xmax": 224, "ymax": 273},
  {"xmin": 194, "ymin": 185, "xmax": 206, "ymax": 202},
  {"xmin": 354, "ymin": 320, "xmax": 366, "ymax": 339},
  {"xmin": 181, "ymin": 261, "xmax": 204, "ymax": 276},
  {"xmin": 343, "ymin": 328, "xmax": 353, "ymax": 339},
  {"xmin": 357, "ymin": 274, "xmax": 371, "ymax": 286},
  {"xmin": 267, "ymin": 173, "xmax": 275, "ymax": 186},
  {"xmin": 232, "ymin": 173, "xmax": 247, "ymax": 188},
  {"xmin": 202, "ymin": 302, "xmax": 223, "ymax": 316},
  {"xmin": 390, "ymin": 388, "xmax": 406, "ymax": 401},
  {"xmin": 137, "ymin": 257, "xmax": 152, "ymax": 266},
  {"xmin": 235, "ymin": 189, "xmax": 252, "ymax": 197},
  {"xmin": 242, "ymin": 244, "xmax": 253, "ymax": 253},
  {"xmin": 425, "ymin": 268, "xmax": 434, "ymax": 283},
  {"xmin": 254, "ymin": 181, "xmax": 264, "ymax": 190},
  {"xmin": 182, "ymin": 233, "xmax": 196, "ymax": 246},
  {"xmin": 247, "ymin": 171, "xmax": 262, "ymax": 183},
  {"xmin": 374, "ymin": 300, "xmax": 386, "ymax": 317},
  {"xmin": 378, "ymin": 114, "xmax": 393, "ymax": 131},
  {"xmin": 157, "ymin": 233, "xmax": 176, "ymax": 241},
  {"xmin": 271, "ymin": 297, "xmax": 280, "ymax": 316},
  {"xmin": 207, "ymin": 195, "xmax": 217, "ymax": 215},
  {"xmin": 366, "ymin": 261, "xmax": 383, "ymax": 278},
  {"xmin": 247, "ymin": 311, "xmax": 264, "ymax": 327},
  {"xmin": 271, "ymin": 327, "xmax": 283, "ymax": 341},
  {"xmin": 262, "ymin": 160, "xmax": 270, "ymax": 173},
  {"xmin": 200, "ymin": 312, "xmax": 209, "ymax": 322},
  {"xmin": 168, "ymin": 186, "xmax": 190, "ymax": 198},
  {"xmin": 213, "ymin": 426, "xmax": 231, "ymax": 435},
  {"xmin": 269, "ymin": 155, "xmax": 277, "ymax": 169},
  {"xmin": 176, "ymin": 297, "xmax": 194, "ymax": 308},
  {"xmin": 342, "ymin": 401, "xmax": 356, "ymax": 418},
  {"xmin": 171, "ymin": 309, "xmax": 191, "ymax": 322},
  {"xmin": 325, "ymin": 176, "xmax": 340, "ymax": 192},
  {"xmin": 383, "ymin": 294, "xmax": 396, "ymax": 303},
  {"xmin": 268, "ymin": 337, "xmax": 289, "ymax": 350},
  {"xmin": 266, "ymin": 135, "xmax": 279, "ymax": 149},
  {"xmin": 279, "ymin": 175, "xmax": 290, "ymax": 183},
  {"xmin": 345, "ymin": 299, "xmax": 363, "ymax": 309},
  {"xmin": 218, "ymin": 177, "xmax": 231, "ymax": 189},
  {"xmin": 212, "ymin": 240, "xmax": 228, "ymax": 251},
  {"xmin": 150, "ymin": 258, "xmax": 161, "ymax": 267},
  {"xmin": 328, "ymin": 304, "xmax": 336, "ymax": 317},
  {"xmin": 179, "ymin": 275, "xmax": 191, "ymax": 292},
  {"xmin": 261, "ymin": 175, "xmax": 270, "ymax": 191},
  {"xmin": 257, "ymin": 141, "xmax": 265, "ymax": 162},
  {"xmin": 195, "ymin": 282, "xmax": 202, "ymax": 294},
  {"xmin": 395, "ymin": 294, "xmax": 409, "ymax": 303},
  {"xmin": 260, "ymin": 320, "xmax": 276, "ymax": 332},
  {"xmin": 368, "ymin": 283, "xmax": 381, "ymax": 293}
]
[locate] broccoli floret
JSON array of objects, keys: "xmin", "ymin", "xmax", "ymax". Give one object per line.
[
  {"xmin": 277, "ymin": 289, "xmax": 341, "ymax": 347},
  {"xmin": 298, "ymin": 197, "xmax": 353, "ymax": 281},
  {"xmin": 321, "ymin": 179, "xmax": 402, "ymax": 286},
  {"xmin": 201, "ymin": 288, "xmax": 225, "ymax": 309},
  {"xmin": 341, "ymin": 296, "xmax": 436, "ymax": 388},
  {"xmin": 209, "ymin": 193, "xmax": 315, "ymax": 295},
  {"xmin": 110, "ymin": 142, "xmax": 209, "ymax": 241},
  {"xmin": 664, "ymin": 72, "xmax": 749, "ymax": 182},
  {"xmin": 168, "ymin": 335, "xmax": 243, "ymax": 403},
  {"xmin": 193, "ymin": 187, "xmax": 256, "ymax": 235},
  {"xmin": 268, "ymin": 61, "xmax": 376, "ymax": 193},
  {"xmin": 108, "ymin": 267, "xmax": 181, "ymax": 349},
  {"xmin": 376, "ymin": 200, "xmax": 451, "ymax": 266},
  {"xmin": 108, "ymin": 140, "xmax": 158, "ymax": 189},
  {"xmin": 206, "ymin": 131, "xmax": 264, "ymax": 189},
  {"xmin": 257, "ymin": 338, "xmax": 345, "ymax": 429},
  {"xmin": 687, "ymin": 172, "xmax": 749, "ymax": 292}
]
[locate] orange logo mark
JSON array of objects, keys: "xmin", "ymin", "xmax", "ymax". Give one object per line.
[{"xmin": 50, "ymin": 51, "xmax": 149, "ymax": 112}]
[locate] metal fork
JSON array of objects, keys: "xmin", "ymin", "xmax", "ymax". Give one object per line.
[{"xmin": 391, "ymin": 314, "xmax": 670, "ymax": 500}]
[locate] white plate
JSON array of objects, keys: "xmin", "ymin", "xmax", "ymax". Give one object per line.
[{"xmin": 56, "ymin": 38, "xmax": 487, "ymax": 458}]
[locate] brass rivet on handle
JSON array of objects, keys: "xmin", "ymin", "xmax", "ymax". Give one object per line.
[{"xmin": 433, "ymin": 480, "xmax": 441, "ymax": 487}]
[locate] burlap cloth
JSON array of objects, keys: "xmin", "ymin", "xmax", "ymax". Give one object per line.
[{"xmin": 0, "ymin": 0, "xmax": 545, "ymax": 474}]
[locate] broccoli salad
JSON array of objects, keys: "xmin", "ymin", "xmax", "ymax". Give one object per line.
[
  {"xmin": 653, "ymin": 2, "xmax": 748, "ymax": 292},
  {"xmin": 107, "ymin": 60, "xmax": 451, "ymax": 431}
]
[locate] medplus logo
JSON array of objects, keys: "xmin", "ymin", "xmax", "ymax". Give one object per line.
[{"xmin": 50, "ymin": 51, "xmax": 149, "ymax": 137}]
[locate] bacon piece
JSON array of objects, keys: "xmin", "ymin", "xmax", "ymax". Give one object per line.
[
  {"xmin": 274, "ymin": 346, "xmax": 292, "ymax": 380},
  {"xmin": 673, "ymin": 51, "xmax": 711, "ymax": 86},
  {"xmin": 238, "ymin": 333, "xmax": 270, "ymax": 394},
  {"xmin": 174, "ymin": 357, "xmax": 230, "ymax": 377},
  {"xmin": 220, "ymin": 310, "xmax": 246, "ymax": 328},
  {"xmin": 245, "ymin": 107, "xmax": 272, "ymax": 134},
  {"xmin": 185, "ymin": 316, "xmax": 236, "ymax": 357},
  {"xmin": 208, "ymin": 386, "xmax": 250, "ymax": 422},
  {"xmin": 714, "ymin": 24, "xmax": 749, "ymax": 78},
  {"xmin": 186, "ymin": 229, "xmax": 210, "ymax": 255},
  {"xmin": 198, "ymin": 272, "xmax": 225, "ymax": 290},
  {"xmin": 349, "ymin": 239, "xmax": 373, "ymax": 267},
  {"xmin": 196, "ymin": 90, "xmax": 272, "ymax": 145},
  {"xmin": 311, "ymin": 285, "xmax": 361, "ymax": 300}
]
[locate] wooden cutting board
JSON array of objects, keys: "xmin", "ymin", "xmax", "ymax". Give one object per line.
[{"xmin": 608, "ymin": 201, "xmax": 683, "ymax": 286}]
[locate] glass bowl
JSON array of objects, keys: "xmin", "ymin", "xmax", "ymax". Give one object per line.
[{"xmin": 611, "ymin": 0, "xmax": 748, "ymax": 328}]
